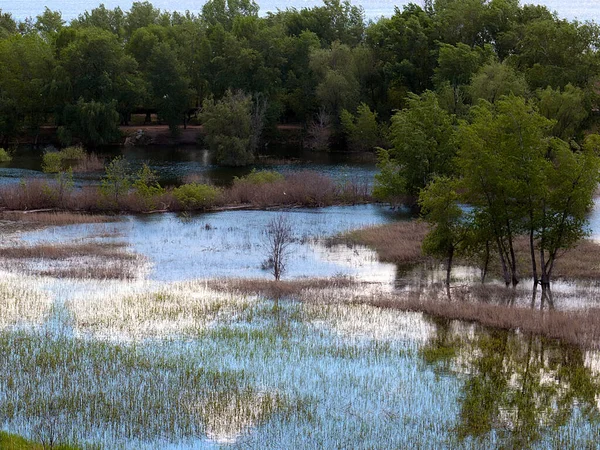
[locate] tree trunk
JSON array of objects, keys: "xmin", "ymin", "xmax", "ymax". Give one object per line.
[{"xmin": 445, "ymin": 246, "xmax": 454, "ymax": 287}]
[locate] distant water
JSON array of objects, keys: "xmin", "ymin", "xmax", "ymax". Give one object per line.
[{"xmin": 1, "ymin": 0, "xmax": 599, "ymax": 23}]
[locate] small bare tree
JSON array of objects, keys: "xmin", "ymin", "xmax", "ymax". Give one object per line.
[{"xmin": 263, "ymin": 213, "xmax": 294, "ymax": 281}]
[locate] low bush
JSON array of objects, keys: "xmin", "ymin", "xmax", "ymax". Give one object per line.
[
  {"xmin": 172, "ymin": 183, "xmax": 221, "ymax": 210},
  {"xmin": 42, "ymin": 146, "xmax": 103, "ymax": 173},
  {"xmin": 234, "ymin": 169, "xmax": 284, "ymax": 185},
  {"xmin": 0, "ymin": 148, "xmax": 12, "ymax": 163}
]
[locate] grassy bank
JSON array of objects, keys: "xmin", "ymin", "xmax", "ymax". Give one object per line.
[{"xmin": 341, "ymin": 221, "xmax": 600, "ymax": 281}]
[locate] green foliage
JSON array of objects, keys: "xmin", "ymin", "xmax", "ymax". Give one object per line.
[
  {"xmin": 0, "ymin": 148, "xmax": 12, "ymax": 163},
  {"xmin": 340, "ymin": 103, "xmax": 381, "ymax": 152},
  {"xmin": 62, "ymin": 99, "xmax": 121, "ymax": 147},
  {"xmin": 42, "ymin": 151, "xmax": 63, "ymax": 173},
  {"xmin": 469, "ymin": 61, "xmax": 528, "ymax": 104},
  {"xmin": 455, "ymin": 94, "xmax": 600, "ymax": 286},
  {"xmin": 235, "ymin": 169, "xmax": 284, "ymax": 185},
  {"xmin": 147, "ymin": 42, "xmax": 191, "ymax": 135},
  {"xmin": 201, "ymin": 90, "xmax": 264, "ymax": 166},
  {"xmin": 42, "ymin": 146, "xmax": 86, "ymax": 173},
  {"xmin": 101, "ymin": 156, "xmax": 131, "ymax": 205},
  {"xmin": 373, "ymin": 148, "xmax": 405, "ymax": 205},
  {"xmin": 133, "ymin": 163, "xmax": 165, "ymax": 210},
  {"xmin": 0, "ymin": 431, "xmax": 80, "ymax": 450},
  {"xmin": 173, "ymin": 183, "xmax": 221, "ymax": 210},
  {"xmin": 536, "ymin": 84, "xmax": 588, "ymax": 140},
  {"xmin": 375, "ymin": 91, "xmax": 455, "ymax": 204}
]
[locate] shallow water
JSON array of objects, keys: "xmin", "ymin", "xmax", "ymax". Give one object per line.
[
  {"xmin": 0, "ymin": 145, "xmax": 379, "ymax": 188},
  {"xmin": 18, "ymin": 205, "xmax": 405, "ymax": 283}
]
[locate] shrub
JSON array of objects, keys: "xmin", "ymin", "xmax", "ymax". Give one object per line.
[
  {"xmin": 100, "ymin": 157, "xmax": 132, "ymax": 206},
  {"xmin": 60, "ymin": 145, "xmax": 86, "ymax": 160},
  {"xmin": 132, "ymin": 164, "xmax": 165, "ymax": 211},
  {"xmin": 42, "ymin": 146, "xmax": 93, "ymax": 173},
  {"xmin": 0, "ymin": 148, "xmax": 12, "ymax": 163},
  {"xmin": 234, "ymin": 169, "xmax": 284, "ymax": 185},
  {"xmin": 42, "ymin": 151, "xmax": 64, "ymax": 173},
  {"xmin": 173, "ymin": 183, "xmax": 221, "ymax": 210}
]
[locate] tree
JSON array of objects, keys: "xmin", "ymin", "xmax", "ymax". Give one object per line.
[
  {"xmin": 455, "ymin": 94, "xmax": 600, "ymax": 295},
  {"xmin": 469, "ymin": 60, "xmax": 527, "ymax": 104},
  {"xmin": 200, "ymin": 90, "xmax": 265, "ymax": 166},
  {"xmin": 536, "ymin": 84, "xmax": 588, "ymax": 141},
  {"xmin": 61, "ymin": 99, "xmax": 121, "ymax": 147},
  {"xmin": 419, "ymin": 176, "xmax": 467, "ymax": 287},
  {"xmin": 263, "ymin": 213, "xmax": 294, "ymax": 281},
  {"xmin": 374, "ymin": 90, "xmax": 456, "ymax": 205},
  {"xmin": 101, "ymin": 156, "xmax": 132, "ymax": 206},
  {"xmin": 146, "ymin": 42, "xmax": 191, "ymax": 135},
  {"xmin": 456, "ymin": 95, "xmax": 552, "ymax": 287},
  {"xmin": 340, "ymin": 103, "xmax": 381, "ymax": 152}
]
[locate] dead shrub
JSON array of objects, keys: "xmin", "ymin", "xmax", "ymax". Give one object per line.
[{"xmin": 72, "ymin": 152, "xmax": 104, "ymax": 173}]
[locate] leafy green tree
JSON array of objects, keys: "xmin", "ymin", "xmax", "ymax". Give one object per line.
[
  {"xmin": 374, "ymin": 91, "xmax": 456, "ymax": 205},
  {"xmin": 202, "ymin": 0, "xmax": 259, "ymax": 31},
  {"xmin": 469, "ymin": 60, "xmax": 528, "ymax": 103},
  {"xmin": 0, "ymin": 34, "xmax": 55, "ymax": 142},
  {"xmin": 124, "ymin": 1, "xmax": 168, "ymax": 39},
  {"xmin": 0, "ymin": 10, "xmax": 17, "ymax": 39},
  {"xmin": 536, "ymin": 84, "xmax": 588, "ymax": 141},
  {"xmin": 511, "ymin": 16, "xmax": 600, "ymax": 89},
  {"xmin": 146, "ymin": 42, "xmax": 191, "ymax": 134},
  {"xmin": 101, "ymin": 156, "xmax": 132, "ymax": 205},
  {"xmin": 434, "ymin": 42, "xmax": 494, "ymax": 115},
  {"xmin": 35, "ymin": 8, "xmax": 65, "ymax": 39},
  {"xmin": 455, "ymin": 94, "xmax": 598, "ymax": 293},
  {"xmin": 419, "ymin": 176, "xmax": 467, "ymax": 286},
  {"xmin": 365, "ymin": 4, "xmax": 436, "ymax": 103},
  {"xmin": 61, "ymin": 99, "xmax": 121, "ymax": 147},
  {"xmin": 73, "ymin": 4, "xmax": 126, "ymax": 36},
  {"xmin": 340, "ymin": 103, "xmax": 382, "ymax": 152},
  {"xmin": 201, "ymin": 90, "xmax": 265, "ymax": 166},
  {"xmin": 456, "ymin": 95, "xmax": 551, "ymax": 287}
]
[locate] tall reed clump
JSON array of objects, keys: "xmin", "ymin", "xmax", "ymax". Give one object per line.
[{"xmin": 224, "ymin": 170, "xmax": 369, "ymax": 207}]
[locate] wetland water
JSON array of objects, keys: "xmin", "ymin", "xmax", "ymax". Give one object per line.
[{"xmin": 2, "ymin": 149, "xmax": 600, "ymax": 448}]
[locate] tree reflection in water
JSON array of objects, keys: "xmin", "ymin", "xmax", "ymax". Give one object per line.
[{"xmin": 421, "ymin": 316, "xmax": 600, "ymax": 448}]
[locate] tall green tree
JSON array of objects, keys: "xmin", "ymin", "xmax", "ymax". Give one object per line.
[
  {"xmin": 200, "ymin": 90, "xmax": 265, "ymax": 166},
  {"xmin": 374, "ymin": 91, "xmax": 456, "ymax": 205},
  {"xmin": 146, "ymin": 43, "xmax": 191, "ymax": 135}
]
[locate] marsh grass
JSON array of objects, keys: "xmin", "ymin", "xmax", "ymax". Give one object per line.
[
  {"xmin": 337, "ymin": 220, "xmax": 430, "ymax": 265},
  {"xmin": 0, "ymin": 272, "xmax": 598, "ymax": 448},
  {"xmin": 207, "ymin": 277, "xmax": 355, "ymax": 300},
  {"xmin": 0, "ymin": 274, "xmax": 51, "ymax": 328},
  {"xmin": 365, "ymin": 288, "xmax": 600, "ymax": 350},
  {"xmin": 0, "ymin": 241, "xmax": 143, "ymax": 280}
]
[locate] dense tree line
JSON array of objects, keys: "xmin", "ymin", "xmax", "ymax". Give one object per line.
[{"xmin": 1, "ymin": 1, "xmax": 599, "ymax": 155}]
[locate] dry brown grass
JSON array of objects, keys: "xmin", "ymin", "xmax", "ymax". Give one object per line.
[
  {"xmin": 0, "ymin": 242, "xmax": 135, "ymax": 260},
  {"xmin": 339, "ymin": 220, "xmax": 430, "ymax": 265},
  {"xmin": 223, "ymin": 171, "xmax": 370, "ymax": 207},
  {"xmin": 366, "ymin": 289, "xmax": 600, "ymax": 350},
  {"xmin": 37, "ymin": 262, "xmax": 137, "ymax": 280},
  {"xmin": 0, "ymin": 211, "xmax": 118, "ymax": 226},
  {"xmin": 72, "ymin": 152, "xmax": 104, "ymax": 173},
  {"xmin": 208, "ymin": 277, "xmax": 355, "ymax": 299}
]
